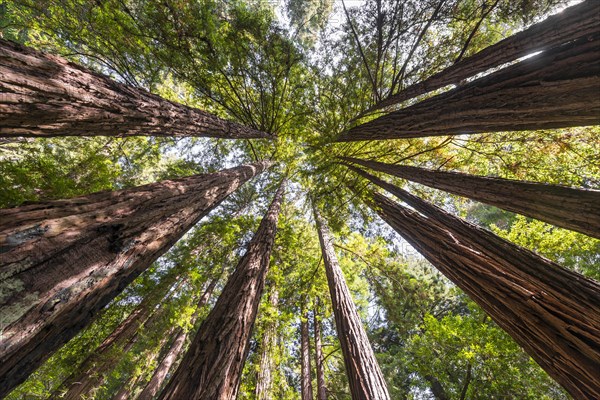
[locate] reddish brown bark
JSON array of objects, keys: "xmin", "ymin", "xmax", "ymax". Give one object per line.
[
  {"xmin": 313, "ymin": 301, "xmax": 328, "ymax": 400},
  {"xmin": 255, "ymin": 288, "xmax": 279, "ymax": 400},
  {"xmin": 371, "ymin": 0, "xmax": 600, "ymax": 111},
  {"xmin": 301, "ymin": 308, "xmax": 314, "ymax": 400},
  {"xmin": 313, "ymin": 205, "xmax": 390, "ymax": 400},
  {"xmin": 50, "ymin": 276, "xmax": 185, "ymax": 400},
  {"xmin": 0, "ymin": 161, "xmax": 269, "ymax": 398},
  {"xmin": 337, "ymin": 35, "xmax": 600, "ymax": 141},
  {"xmin": 352, "ymin": 168, "xmax": 600, "ymax": 399},
  {"xmin": 158, "ymin": 181, "xmax": 285, "ymax": 400},
  {"xmin": 0, "ymin": 39, "xmax": 270, "ymax": 139},
  {"xmin": 137, "ymin": 276, "xmax": 220, "ymax": 400},
  {"xmin": 341, "ymin": 157, "xmax": 600, "ymax": 239}
]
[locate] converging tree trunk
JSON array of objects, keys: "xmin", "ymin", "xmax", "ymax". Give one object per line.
[
  {"xmin": 313, "ymin": 299, "xmax": 328, "ymax": 400},
  {"xmin": 0, "ymin": 161, "xmax": 269, "ymax": 398},
  {"xmin": 158, "ymin": 181, "xmax": 285, "ymax": 400},
  {"xmin": 50, "ymin": 276, "xmax": 186, "ymax": 400},
  {"xmin": 0, "ymin": 39, "xmax": 270, "ymax": 139},
  {"xmin": 301, "ymin": 307, "xmax": 314, "ymax": 400},
  {"xmin": 255, "ymin": 288, "xmax": 279, "ymax": 400},
  {"xmin": 351, "ymin": 167, "xmax": 600, "ymax": 399},
  {"xmin": 341, "ymin": 157, "xmax": 600, "ymax": 238},
  {"xmin": 313, "ymin": 205, "xmax": 390, "ymax": 400},
  {"xmin": 137, "ymin": 275, "xmax": 220, "ymax": 400},
  {"xmin": 337, "ymin": 35, "xmax": 600, "ymax": 141},
  {"xmin": 370, "ymin": 0, "xmax": 600, "ymax": 111}
]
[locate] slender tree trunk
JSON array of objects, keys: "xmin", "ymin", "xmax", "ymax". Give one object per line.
[
  {"xmin": 255, "ymin": 288, "xmax": 279, "ymax": 400},
  {"xmin": 352, "ymin": 168, "xmax": 600, "ymax": 399},
  {"xmin": 0, "ymin": 39, "xmax": 270, "ymax": 139},
  {"xmin": 300, "ymin": 307, "xmax": 314, "ymax": 400},
  {"xmin": 337, "ymin": 35, "xmax": 600, "ymax": 141},
  {"xmin": 158, "ymin": 181, "xmax": 285, "ymax": 400},
  {"xmin": 50, "ymin": 276, "xmax": 185, "ymax": 400},
  {"xmin": 312, "ymin": 205, "xmax": 390, "ymax": 400},
  {"xmin": 313, "ymin": 300, "xmax": 328, "ymax": 400},
  {"xmin": 341, "ymin": 157, "xmax": 600, "ymax": 238},
  {"xmin": 137, "ymin": 276, "xmax": 220, "ymax": 400},
  {"xmin": 0, "ymin": 161, "xmax": 269, "ymax": 398},
  {"xmin": 370, "ymin": 0, "xmax": 600, "ymax": 111}
]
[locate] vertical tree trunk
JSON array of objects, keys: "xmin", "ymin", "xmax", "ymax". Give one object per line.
[
  {"xmin": 313, "ymin": 300, "xmax": 328, "ymax": 400},
  {"xmin": 370, "ymin": 0, "xmax": 600, "ymax": 111},
  {"xmin": 0, "ymin": 161, "xmax": 270, "ymax": 398},
  {"xmin": 352, "ymin": 167, "xmax": 600, "ymax": 399},
  {"xmin": 341, "ymin": 157, "xmax": 600, "ymax": 238},
  {"xmin": 137, "ymin": 276, "xmax": 220, "ymax": 400},
  {"xmin": 337, "ymin": 35, "xmax": 600, "ymax": 141},
  {"xmin": 158, "ymin": 181, "xmax": 286, "ymax": 400},
  {"xmin": 312, "ymin": 205, "xmax": 390, "ymax": 400},
  {"xmin": 300, "ymin": 307, "xmax": 314, "ymax": 400},
  {"xmin": 0, "ymin": 39, "xmax": 270, "ymax": 139},
  {"xmin": 255, "ymin": 288, "xmax": 279, "ymax": 400}
]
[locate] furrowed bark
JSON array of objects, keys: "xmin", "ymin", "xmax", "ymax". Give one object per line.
[
  {"xmin": 337, "ymin": 35, "xmax": 600, "ymax": 141},
  {"xmin": 371, "ymin": 0, "xmax": 600, "ymax": 111},
  {"xmin": 352, "ymin": 169, "xmax": 600, "ymax": 399},
  {"xmin": 255, "ymin": 288, "xmax": 279, "ymax": 400},
  {"xmin": 0, "ymin": 39, "xmax": 270, "ymax": 139},
  {"xmin": 0, "ymin": 161, "xmax": 270, "ymax": 398},
  {"xmin": 341, "ymin": 157, "xmax": 600, "ymax": 238},
  {"xmin": 313, "ymin": 300, "xmax": 328, "ymax": 400},
  {"xmin": 313, "ymin": 205, "xmax": 390, "ymax": 400},
  {"xmin": 50, "ymin": 276, "xmax": 186, "ymax": 400},
  {"xmin": 158, "ymin": 181, "xmax": 285, "ymax": 400},
  {"xmin": 301, "ymin": 308, "xmax": 314, "ymax": 400},
  {"xmin": 138, "ymin": 276, "xmax": 219, "ymax": 400}
]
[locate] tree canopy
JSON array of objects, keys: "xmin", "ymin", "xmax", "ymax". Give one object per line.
[{"xmin": 1, "ymin": 0, "xmax": 598, "ymax": 399}]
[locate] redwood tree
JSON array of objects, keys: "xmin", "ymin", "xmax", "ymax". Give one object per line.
[
  {"xmin": 337, "ymin": 35, "xmax": 600, "ymax": 141},
  {"xmin": 313, "ymin": 299, "xmax": 328, "ymax": 400},
  {"xmin": 0, "ymin": 161, "xmax": 269, "ymax": 398},
  {"xmin": 341, "ymin": 157, "xmax": 600, "ymax": 238},
  {"xmin": 0, "ymin": 39, "xmax": 270, "ymax": 139},
  {"xmin": 370, "ymin": 0, "xmax": 600, "ymax": 111},
  {"xmin": 351, "ymin": 167, "xmax": 600, "ymax": 399},
  {"xmin": 300, "ymin": 308, "xmax": 314, "ymax": 400},
  {"xmin": 158, "ymin": 180, "xmax": 285, "ymax": 400},
  {"xmin": 313, "ymin": 205, "xmax": 390, "ymax": 400},
  {"xmin": 255, "ymin": 288, "xmax": 280, "ymax": 400}
]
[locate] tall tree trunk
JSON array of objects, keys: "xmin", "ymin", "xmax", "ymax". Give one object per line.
[
  {"xmin": 370, "ymin": 0, "xmax": 600, "ymax": 111},
  {"xmin": 50, "ymin": 276, "xmax": 185, "ymax": 400},
  {"xmin": 0, "ymin": 161, "xmax": 269, "ymax": 398},
  {"xmin": 0, "ymin": 39, "xmax": 270, "ymax": 139},
  {"xmin": 312, "ymin": 205, "xmax": 390, "ymax": 400},
  {"xmin": 300, "ymin": 307, "xmax": 314, "ymax": 400},
  {"xmin": 137, "ymin": 275, "xmax": 220, "ymax": 400},
  {"xmin": 341, "ymin": 157, "xmax": 600, "ymax": 238},
  {"xmin": 313, "ymin": 299, "xmax": 328, "ymax": 400},
  {"xmin": 158, "ymin": 181, "xmax": 286, "ymax": 400},
  {"xmin": 352, "ymin": 168, "xmax": 600, "ymax": 399},
  {"xmin": 255, "ymin": 288, "xmax": 279, "ymax": 400},
  {"xmin": 337, "ymin": 35, "xmax": 600, "ymax": 142}
]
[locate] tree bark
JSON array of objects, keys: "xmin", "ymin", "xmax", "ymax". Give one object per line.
[
  {"xmin": 0, "ymin": 161, "xmax": 269, "ymax": 398},
  {"xmin": 312, "ymin": 205, "xmax": 390, "ymax": 400},
  {"xmin": 352, "ymin": 168, "xmax": 600, "ymax": 399},
  {"xmin": 50, "ymin": 276, "xmax": 185, "ymax": 400},
  {"xmin": 313, "ymin": 300, "xmax": 328, "ymax": 400},
  {"xmin": 337, "ymin": 35, "xmax": 600, "ymax": 141},
  {"xmin": 341, "ymin": 157, "xmax": 600, "ymax": 239},
  {"xmin": 301, "ymin": 308, "xmax": 314, "ymax": 400},
  {"xmin": 370, "ymin": 0, "xmax": 600, "ymax": 111},
  {"xmin": 0, "ymin": 39, "xmax": 270, "ymax": 139},
  {"xmin": 158, "ymin": 180, "xmax": 285, "ymax": 400},
  {"xmin": 255, "ymin": 288, "xmax": 279, "ymax": 400},
  {"xmin": 137, "ymin": 275, "xmax": 220, "ymax": 400}
]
